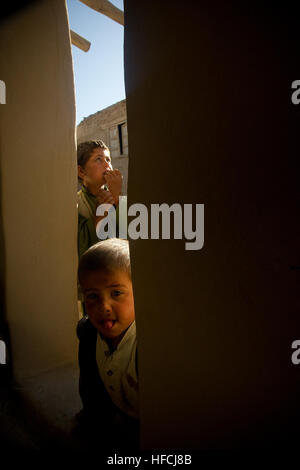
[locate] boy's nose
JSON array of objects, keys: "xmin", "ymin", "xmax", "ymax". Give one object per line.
[{"xmin": 98, "ymin": 299, "xmax": 112, "ymax": 314}]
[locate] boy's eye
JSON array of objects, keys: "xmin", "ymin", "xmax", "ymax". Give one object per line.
[
  {"xmin": 85, "ymin": 293, "xmax": 98, "ymax": 300},
  {"xmin": 111, "ymin": 290, "xmax": 123, "ymax": 298}
]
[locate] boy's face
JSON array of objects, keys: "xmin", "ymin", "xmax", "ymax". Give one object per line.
[
  {"xmin": 78, "ymin": 148, "xmax": 112, "ymax": 187},
  {"xmin": 81, "ymin": 269, "xmax": 135, "ymax": 343}
]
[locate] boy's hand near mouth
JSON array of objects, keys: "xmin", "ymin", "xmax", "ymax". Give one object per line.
[{"xmin": 103, "ymin": 169, "xmax": 123, "ymax": 206}]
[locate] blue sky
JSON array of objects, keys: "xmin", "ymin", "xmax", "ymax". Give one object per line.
[{"xmin": 66, "ymin": 0, "xmax": 125, "ymax": 124}]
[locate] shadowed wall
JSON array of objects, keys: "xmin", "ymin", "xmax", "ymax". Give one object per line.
[{"xmin": 124, "ymin": 0, "xmax": 300, "ymax": 450}]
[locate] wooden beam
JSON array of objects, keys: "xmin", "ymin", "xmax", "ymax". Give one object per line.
[
  {"xmin": 79, "ymin": 0, "xmax": 124, "ymax": 26},
  {"xmin": 70, "ymin": 30, "xmax": 91, "ymax": 52}
]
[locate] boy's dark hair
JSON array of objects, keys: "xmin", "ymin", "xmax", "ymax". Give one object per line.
[
  {"xmin": 78, "ymin": 238, "xmax": 131, "ymax": 284},
  {"xmin": 77, "ymin": 140, "xmax": 109, "ymax": 177}
]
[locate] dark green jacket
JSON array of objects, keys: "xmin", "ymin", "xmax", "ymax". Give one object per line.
[{"xmin": 77, "ymin": 185, "xmax": 120, "ymax": 259}]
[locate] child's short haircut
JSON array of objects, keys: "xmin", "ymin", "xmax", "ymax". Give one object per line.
[
  {"xmin": 78, "ymin": 238, "xmax": 131, "ymax": 284},
  {"xmin": 77, "ymin": 140, "xmax": 109, "ymax": 174}
]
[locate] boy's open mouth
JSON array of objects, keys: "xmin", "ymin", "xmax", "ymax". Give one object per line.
[{"xmin": 101, "ymin": 320, "xmax": 116, "ymax": 330}]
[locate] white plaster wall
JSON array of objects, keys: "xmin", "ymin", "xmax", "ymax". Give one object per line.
[{"xmin": 0, "ymin": 0, "xmax": 78, "ymax": 382}]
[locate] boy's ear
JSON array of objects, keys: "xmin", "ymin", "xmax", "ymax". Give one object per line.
[{"xmin": 78, "ymin": 165, "xmax": 85, "ymax": 179}]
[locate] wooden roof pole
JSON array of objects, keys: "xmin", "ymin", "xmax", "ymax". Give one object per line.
[
  {"xmin": 70, "ymin": 0, "xmax": 124, "ymax": 52},
  {"xmin": 70, "ymin": 30, "xmax": 91, "ymax": 52},
  {"xmin": 79, "ymin": 0, "xmax": 124, "ymax": 26}
]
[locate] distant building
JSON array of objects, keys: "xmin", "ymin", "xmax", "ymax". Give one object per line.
[{"xmin": 77, "ymin": 99, "xmax": 129, "ymax": 194}]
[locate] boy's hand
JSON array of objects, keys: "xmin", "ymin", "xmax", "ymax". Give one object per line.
[
  {"xmin": 103, "ymin": 169, "xmax": 123, "ymax": 206},
  {"xmin": 95, "ymin": 188, "xmax": 115, "ymax": 210},
  {"xmin": 94, "ymin": 189, "xmax": 115, "ymax": 227}
]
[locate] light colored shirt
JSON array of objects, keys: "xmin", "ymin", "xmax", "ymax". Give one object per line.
[{"xmin": 96, "ymin": 321, "xmax": 139, "ymax": 419}]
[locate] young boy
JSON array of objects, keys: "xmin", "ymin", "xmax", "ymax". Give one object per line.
[
  {"xmin": 77, "ymin": 140, "xmax": 123, "ymax": 259},
  {"xmin": 76, "ymin": 238, "xmax": 139, "ymax": 449}
]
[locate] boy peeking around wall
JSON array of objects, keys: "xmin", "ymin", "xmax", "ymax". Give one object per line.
[
  {"xmin": 77, "ymin": 140, "xmax": 123, "ymax": 259},
  {"xmin": 75, "ymin": 238, "xmax": 139, "ymax": 449}
]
